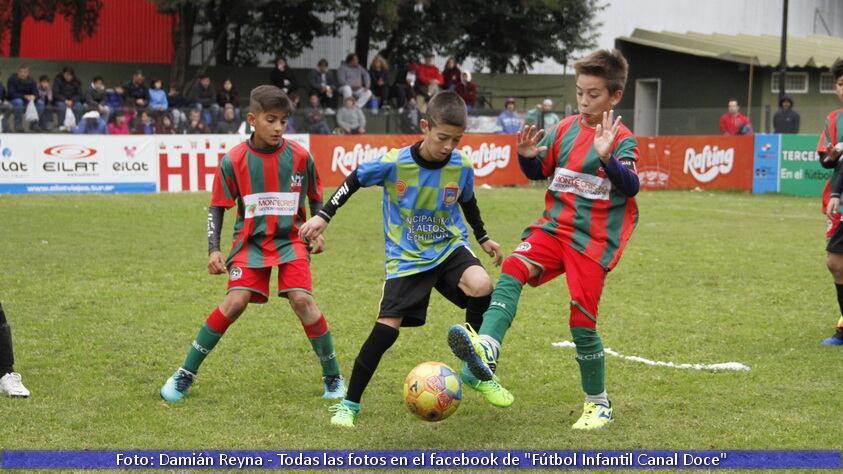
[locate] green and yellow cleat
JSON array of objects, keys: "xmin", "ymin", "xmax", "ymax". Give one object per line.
[
  {"xmin": 461, "ymin": 370, "xmax": 514, "ymax": 408},
  {"xmin": 447, "ymin": 324, "xmax": 496, "ymax": 381},
  {"xmin": 329, "ymin": 400, "xmax": 359, "ymax": 428},
  {"xmin": 572, "ymin": 402, "xmax": 613, "ymax": 430}
]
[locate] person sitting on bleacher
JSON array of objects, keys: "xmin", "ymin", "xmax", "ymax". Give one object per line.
[
  {"xmin": 124, "ymin": 70, "xmax": 149, "ymax": 109},
  {"xmin": 84, "ymin": 76, "xmax": 110, "ymax": 123},
  {"xmin": 52, "ymin": 66, "xmax": 84, "ymax": 128}
]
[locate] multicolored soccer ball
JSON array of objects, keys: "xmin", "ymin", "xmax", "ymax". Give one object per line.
[{"xmin": 403, "ymin": 361, "xmax": 462, "ymax": 421}]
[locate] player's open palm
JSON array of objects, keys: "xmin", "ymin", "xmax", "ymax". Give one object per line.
[
  {"xmin": 300, "ymin": 215, "xmax": 328, "ymax": 241},
  {"xmin": 516, "ymin": 125, "xmax": 547, "ymax": 158},
  {"xmin": 594, "ymin": 110, "xmax": 621, "ymax": 162}
]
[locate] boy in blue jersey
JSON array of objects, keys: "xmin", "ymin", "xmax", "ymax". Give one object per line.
[{"xmin": 300, "ymin": 91, "xmax": 506, "ymax": 427}]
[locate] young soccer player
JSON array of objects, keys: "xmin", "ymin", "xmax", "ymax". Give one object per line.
[
  {"xmin": 819, "ymin": 59, "xmax": 843, "ymax": 346},
  {"xmin": 160, "ymin": 85, "xmax": 345, "ymax": 402},
  {"xmin": 447, "ymin": 49, "xmax": 640, "ymax": 430},
  {"xmin": 299, "ymin": 91, "xmax": 505, "ymax": 428},
  {"xmin": 0, "ymin": 303, "xmax": 29, "ymax": 398}
]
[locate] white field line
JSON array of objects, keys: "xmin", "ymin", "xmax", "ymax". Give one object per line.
[{"xmin": 552, "ymin": 341, "xmax": 750, "ymax": 371}]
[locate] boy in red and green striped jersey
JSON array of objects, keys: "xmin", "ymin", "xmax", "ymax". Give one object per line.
[
  {"xmin": 160, "ymin": 85, "xmax": 345, "ymax": 402},
  {"xmin": 448, "ymin": 49, "xmax": 639, "ymax": 430},
  {"xmin": 819, "ymin": 58, "xmax": 843, "ymax": 345}
]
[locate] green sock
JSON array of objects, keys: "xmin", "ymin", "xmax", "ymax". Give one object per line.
[
  {"xmin": 183, "ymin": 324, "xmax": 223, "ymax": 374},
  {"xmin": 571, "ymin": 326, "xmax": 605, "ymax": 395},
  {"xmin": 478, "ymin": 273, "xmax": 524, "ymax": 344},
  {"xmin": 309, "ymin": 330, "xmax": 340, "ymax": 376}
]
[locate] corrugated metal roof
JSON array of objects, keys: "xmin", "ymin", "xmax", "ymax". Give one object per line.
[{"xmin": 617, "ymin": 28, "xmax": 843, "ymax": 68}]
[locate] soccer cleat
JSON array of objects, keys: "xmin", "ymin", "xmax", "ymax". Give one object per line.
[
  {"xmin": 821, "ymin": 329, "xmax": 843, "ymax": 345},
  {"xmin": 322, "ymin": 375, "xmax": 346, "ymax": 399},
  {"xmin": 572, "ymin": 402, "xmax": 613, "ymax": 430},
  {"xmin": 447, "ymin": 324, "xmax": 496, "ymax": 381},
  {"xmin": 0, "ymin": 372, "xmax": 30, "ymax": 398},
  {"xmin": 329, "ymin": 401, "xmax": 359, "ymax": 428},
  {"xmin": 160, "ymin": 368, "xmax": 195, "ymax": 403},
  {"xmin": 461, "ymin": 371, "xmax": 513, "ymax": 408}
]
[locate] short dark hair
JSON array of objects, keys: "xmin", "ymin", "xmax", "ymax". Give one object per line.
[
  {"xmin": 198, "ymin": 73, "xmax": 210, "ymax": 80},
  {"xmin": 92, "ymin": 75, "xmax": 104, "ymax": 83},
  {"xmin": 249, "ymin": 85, "xmax": 292, "ymax": 115},
  {"xmin": 425, "ymin": 90, "xmax": 467, "ymax": 128},
  {"xmin": 38, "ymin": 75, "xmax": 49, "ymax": 82},
  {"xmin": 832, "ymin": 59, "xmax": 843, "ymax": 81},
  {"xmin": 318, "ymin": 58, "xmax": 328, "ymax": 67},
  {"xmin": 345, "ymin": 53, "xmax": 357, "ymax": 64},
  {"xmin": 573, "ymin": 49, "xmax": 629, "ymax": 94}
]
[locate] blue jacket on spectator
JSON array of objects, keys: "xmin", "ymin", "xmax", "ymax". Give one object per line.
[
  {"xmin": 149, "ymin": 88, "xmax": 168, "ymax": 110},
  {"xmin": 7, "ymin": 75, "xmax": 37, "ymax": 101},
  {"xmin": 496, "ymin": 110, "xmax": 523, "ymax": 134},
  {"xmin": 106, "ymin": 90, "xmax": 124, "ymax": 109},
  {"xmin": 73, "ymin": 116, "xmax": 108, "ymax": 134}
]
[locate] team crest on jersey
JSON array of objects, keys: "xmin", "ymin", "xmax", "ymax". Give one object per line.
[
  {"xmin": 516, "ymin": 242, "xmax": 532, "ymax": 252},
  {"xmin": 443, "ymin": 182, "xmax": 459, "ymax": 204},
  {"xmin": 290, "ymin": 172, "xmax": 304, "ymax": 190},
  {"xmin": 396, "ymin": 179, "xmax": 407, "ymax": 197},
  {"xmin": 229, "ymin": 266, "xmax": 243, "ymax": 281}
]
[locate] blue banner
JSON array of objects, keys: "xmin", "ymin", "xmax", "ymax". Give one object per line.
[
  {"xmin": 1, "ymin": 450, "xmax": 839, "ymax": 469},
  {"xmin": 0, "ymin": 182, "xmax": 156, "ymax": 194},
  {"xmin": 753, "ymin": 133, "xmax": 781, "ymax": 193}
]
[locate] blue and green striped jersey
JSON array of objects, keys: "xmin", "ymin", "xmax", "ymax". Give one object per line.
[{"xmin": 357, "ymin": 144, "xmax": 476, "ymax": 279}]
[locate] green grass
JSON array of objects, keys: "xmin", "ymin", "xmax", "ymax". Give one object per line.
[{"xmin": 0, "ymin": 188, "xmax": 841, "ymax": 467}]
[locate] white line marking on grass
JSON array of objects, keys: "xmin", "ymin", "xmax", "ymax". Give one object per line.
[{"xmin": 552, "ymin": 341, "xmax": 750, "ymax": 371}]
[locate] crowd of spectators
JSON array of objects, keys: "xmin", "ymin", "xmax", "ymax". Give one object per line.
[{"xmin": 0, "ymin": 57, "xmax": 562, "ymax": 135}]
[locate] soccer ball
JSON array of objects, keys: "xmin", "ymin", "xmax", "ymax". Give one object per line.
[{"xmin": 403, "ymin": 361, "xmax": 462, "ymax": 421}]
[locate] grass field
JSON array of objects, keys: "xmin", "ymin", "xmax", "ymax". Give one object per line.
[{"xmin": 1, "ymin": 188, "xmax": 841, "ymax": 469}]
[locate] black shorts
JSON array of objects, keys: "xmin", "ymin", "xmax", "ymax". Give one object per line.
[
  {"xmin": 379, "ymin": 246, "xmax": 483, "ymax": 327},
  {"xmin": 829, "ymin": 222, "xmax": 843, "ymax": 253}
]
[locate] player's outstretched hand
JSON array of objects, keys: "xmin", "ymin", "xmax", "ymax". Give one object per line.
[
  {"xmin": 481, "ymin": 239, "xmax": 504, "ymax": 267},
  {"xmin": 208, "ymin": 251, "xmax": 227, "ymax": 275},
  {"xmin": 825, "ymin": 144, "xmax": 843, "ymax": 164},
  {"xmin": 300, "ymin": 215, "xmax": 329, "ymax": 241},
  {"xmin": 827, "ymin": 197, "xmax": 840, "ymax": 220},
  {"xmin": 516, "ymin": 125, "xmax": 547, "ymax": 158},
  {"xmin": 309, "ymin": 234, "xmax": 326, "ymax": 254},
  {"xmin": 594, "ymin": 109, "xmax": 621, "ymax": 163}
]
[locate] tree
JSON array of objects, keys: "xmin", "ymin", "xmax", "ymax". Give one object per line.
[
  {"xmin": 151, "ymin": 0, "xmax": 203, "ymax": 87},
  {"xmin": 0, "ymin": 0, "xmax": 103, "ymax": 57}
]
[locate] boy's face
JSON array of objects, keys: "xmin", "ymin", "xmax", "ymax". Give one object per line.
[
  {"xmin": 420, "ymin": 119, "xmax": 465, "ymax": 162},
  {"xmin": 40, "ymin": 80, "xmax": 49, "ymax": 89},
  {"xmin": 835, "ymin": 75, "xmax": 843, "ymax": 102},
  {"xmin": 310, "ymin": 95, "xmax": 320, "ymax": 106},
  {"xmin": 575, "ymin": 74, "xmax": 622, "ymax": 126},
  {"xmin": 248, "ymin": 108, "xmax": 288, "ymax": 147}
]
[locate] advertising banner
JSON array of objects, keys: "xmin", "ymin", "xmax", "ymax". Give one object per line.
[
  {"xmin": 636, "ymin": 135, "xmax": 753, "ymax": 191},
  {"xmin": 779, "ymin": 133, "xmax": 828, "ymax": 197},
  {"xmin": 0, "ymin": 135, "xmax": 157, "ymax": 194},
  {"xmin": 752, "ymin": 134, "xmax": 780, "ymax": 194},
  {"xmin": 308, "ymin": 134, "xmax": 527, "ymax": 188}
]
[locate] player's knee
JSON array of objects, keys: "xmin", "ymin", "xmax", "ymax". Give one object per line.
[
  {"xmin": 288, "ymin": 291, "xmax": 317, "ymax": 315},
  {"xmin": 828, "ymin": 254, "xmax": 843, "ymax": 279},
  {"xmin": 221, "ymin": 292, "xmax": 251, "ymax": 319},
  {"xmin": 464, "ymin": 274, "xmax": 493, "ymax": 297}
]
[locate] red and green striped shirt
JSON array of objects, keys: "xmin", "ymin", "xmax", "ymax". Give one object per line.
[
  {"xmin": 525, "ymin": 115, "xmax": 639, "ymax": 270},
  {"xmin": 210, "ymin": 139, "xmax": 322, "ymax": 268},
  {"xmin": 818, "ymin": 109, "xmax": 843, "ymax": 210}
]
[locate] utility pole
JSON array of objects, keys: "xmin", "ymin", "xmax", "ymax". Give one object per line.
[{"xmin": 779, "ymin": 0, "xmax": 789, "ymax": 101}]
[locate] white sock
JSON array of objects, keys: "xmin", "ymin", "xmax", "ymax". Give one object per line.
[{"xmin": 586, "ymin": 391, "xmax": 610, "ymax": 407}]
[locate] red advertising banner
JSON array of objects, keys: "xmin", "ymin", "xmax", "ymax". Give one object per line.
[
  {"xmin": 308, "ymin": 134, "xmax": 528, "ymax": 187},
  {"xmin": 636, "ymin": 135, "xmax": 754, "ymax": 191}
]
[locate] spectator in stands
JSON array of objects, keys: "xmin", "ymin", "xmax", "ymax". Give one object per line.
[
  {"xmin": 304, "ymin": 92, "xmax": 332, "ymax": 135},
  {"xmin": 270, "ymin": 57, "xmax": 298, "ymax": 95},
  {"xmin": 719, "ymin": 99, "xmax": 752, "ymax": 135},
  {"xmin": 0, "ymin": 72, "xmax": 10, "ymax": 132},
  {"xmin": 184, "ymin": 108, "xmax": 208, "ymax": 134},
  {"xmin": 216, "ymin": 79, "xmax": 240, "ymax": 120},
  {"xmin": 124, "ymin": 70, "xmax": 149, "ymax": 109},
  {"xmin": 337, "ymin": 53, "xmax": 372, "ymax": 109},
  {"xmin": 108, "ymin": 111, "xmax": 130, "ymax": 135},
  {"xmin": 84, "ymin": 76, "xmax": 109, "ymax": 123},
  {"xmin": 496, "ymin": 97, "xmax": 522, "ymax": 134},
  {"xmin": 148, "ymin": 79, "xmax": 168, "ymax": 116},
  {"xmin": 188, "ymin": 74, "xmax": 219, "ymax": 124},
  {"xmin": 456, "ymin": 70, "xmax": 478, "ymax": 111},
  {"xmin": 7, "ymin": 66, "xmax": 44, "ymax": 132},
  {"xmin": 36, "ymin": 75, "xmax": 53, "ymax": 130},
  {"xmin": 399, "ymin": 97, "xmax": 421, "ymax": 134},
  {"xmin": 73, "ymin": 110, "xmax": 107, "ymax": 134},
  {"xmin": 369, "ymin": 55, "xmax": 389, "ymax": 112},
  {"xmin": 215, "ymin": 105, "xmax": 239, "ymax": 134},
  {"xmin": 52, "ymin": 66, "xmax": 84, "ymax": 128},
  {"xmin": 525, "ymin": 98, "xmax": 560, "ymax": 130},
  {"xmin": 308, "ymin": 58, "xmax": 336, "ymax": 112},
  {"xmin": 106, "ymin": 84, "xmax": 126, "ymax": 112},
  {"xmin": 773, "ymin": 94, "xmax": 800, "ymax": 134},
  {"xmin": 410, "ymin": 53, "xmax": 443, "ymax": 100},
  {"xmin": 391, "ymin": 65, "xmax": 415, "ymax": 111},
  {"xmin": 134, "ymin": 110, "xmax": 158, "ymax": 134},
  {"xmin": 337, "ymin": 96, "xmax": 366, "ymax": 134},
  {"xmin": 442, "ymin": 57, "xmax": 461, "ymax": 91},
  {"xmin": 158, "ymin": 113, "xmax": 179, "ymax": 134},
  {"xmin": 286, "ymin": 92, "xmax": 301, "ymax": 133},
  {"xmin": 166, "ymin": 83, "xmax": 188, "ymax": 127}
]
